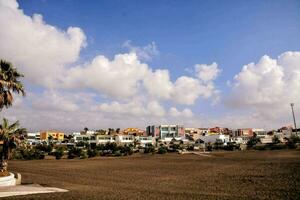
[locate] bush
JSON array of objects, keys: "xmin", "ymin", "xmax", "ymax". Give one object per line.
[
  {"xmin": 35, "ymin": 144, "xmax": 52, "ymax": 153},
  {"xmin": 118, "ymin": 145, "xmax": 133, "ymax": 156},
  {"xmin": 187, "ymin": 145, "xmax": 194, "ymax": 151},
  {"xmin": 114, "ymin": 150, "xmax": 122, "ymax": 157},
  {"xmin": 206, "ymin": 143, "xmax": 213, "ymax": 151},
  {"xmin": 158, "ymin": 146, "xmax": 167, "ymax": 154},
  {"xmin": 68, "ymin": 147, "xmax": 82, "ymax": 159},
  {"xmin": 11, "ymin": 149, "xmax": 24, "ymax": 159},
  {"xmin": 87, "ymin": 148, "xmax": 99, "ymax": 158},
  {"xmin": 13, "ymin": 148, "xmax": 45, "ymax": 160},
  {"xmin": 144, "ymin": 144, "xmax": 155, "ymax": 154},
  {"xmin": 54, "ymin": 148, "xmax": 64, "ymax": 160},
  {"xmin": 247, "ymin": 135, "xmax": 261, "ymax": 148},
  {"xmin": 104, "ymin": 142, "xmax": 118, "ymax": 152},
  {"xmin": 287, "ymin": 135, "xmax": 300, "ymax": 149},
  {"xmin": 223, "ymin": 142, "xmax": 239, "ymax": 151},
  {"xmin": 80, "ymin": 150, "xmax": 88, "ymax": 159}
]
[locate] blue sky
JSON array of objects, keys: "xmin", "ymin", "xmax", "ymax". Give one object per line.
[{"xmin": 1, "ymin": 0, "xmax": 300, "ymax": 131}]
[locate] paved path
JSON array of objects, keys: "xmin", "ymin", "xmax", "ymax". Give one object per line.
[{"xmin": 0, "ymin": 184, "xmax": 68, "ymax": 198}]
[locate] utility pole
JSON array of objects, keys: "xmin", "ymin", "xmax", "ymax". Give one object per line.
[{"xmin": 290, "ymin": 103, "xmax": 297, "ymax": 135}]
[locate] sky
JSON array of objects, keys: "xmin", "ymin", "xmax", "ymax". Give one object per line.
[{"xmin": 0, "ymin": 0, "xmax": 300, "ymax": 132}]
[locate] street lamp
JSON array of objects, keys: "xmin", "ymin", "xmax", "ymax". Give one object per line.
[{"xmin": 290, "ymin": 103, "xmax": 297, "ymax": 135}]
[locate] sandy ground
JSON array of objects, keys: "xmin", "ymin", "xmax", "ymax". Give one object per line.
[{"xmin": 5, "ymin": 150, "xmax": 300, "ymax": 200}]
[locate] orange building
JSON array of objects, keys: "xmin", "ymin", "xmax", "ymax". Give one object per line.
[
  {"xmin": 122, "ymin": 128, "xmax": 145, "ymax": 136},
  {"xmin": 40, "ymin": 130, "xmax": 64, "ymax": 141}
]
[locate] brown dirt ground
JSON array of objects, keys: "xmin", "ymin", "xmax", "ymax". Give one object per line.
[{"xmin": 6, "ymin": 150, "xmax": 300, "ymax": 200}]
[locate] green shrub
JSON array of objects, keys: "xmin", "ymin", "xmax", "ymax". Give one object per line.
[
  {"xmin": 35, "ymin": 144, "xmax": 52, "ymax": 153},
  {"xmin": 87, "ymin": 148, "xmax": 99, "ymax": 158},
  {"xmin": 144, "ymin": 145, "xmax": 155, "ymax": 154},
  {"xmin": 54, "ymin": 148, "xmax": 64, "ymax": 160},
  {"xmin": 223, "ymin": 142, "xmax": 239, "ymax": 151},
  {"xmin": 247, "ymin": 135, "xmax": 261, "ymax": 148},
  {"xmin": 15, "ymin": 148, "xmax": 45, "ymax": 160},
  {"xmin": 68, "ymin": 147, "xmax": 82, "ymax": 159},
  {"xmin": 118, "ymin": 145, "xmax": 133, "ymax": 156},
  {"xmin": 158, "ymin": 146, "xmax": 167, "ymax": 154},
  {"xmin": 114, "ymin": 150, "xmax": 122, "ymax": 157},
  {"xmin": 80, "ymin": 150, "xmax": 88, "ymax": 159},
  {"xmin": 206, "ymin": 143, "xmax": 213, "ymax": 151}
]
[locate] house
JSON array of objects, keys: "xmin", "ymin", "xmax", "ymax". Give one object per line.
[
  {"xmin": 185, "ymin": 128, "xmax": 209, "ymax": 140},
  {"xmin": 136, "ymin": 136, "xmax": 155, "ymax": 147},
  {"xmin": 25, "ymin": 132, "xmax": 40, "ymax": 145},
  {"xmin": 198, "ymin": 134, "xmax": 230, "ymax": 145},
  {"xmin": 40, "ymin": 130, "xmax": 64, "ymax": 141},
  {"xmin": 96, "ymin": 135, "xmax": 116, "ymax": 144},
  {"xmin": 74, "ymin": 134, "xmax": 96, "ymax": 144},
  {"xmin": 146, "ymin": 125, "xmax": 185, "ymax": 142},
  {"xmin": 208, "ymin": 127, "xmax": 230, "ymax": 135},
  {"xmin": 235, "ymin": 128, "xmax": 253, "ymax": 137},
  {"xmin": 122, "ymin": 128, "xmax": 145, "ymax": 136},
  {"xmin": 115, "ymin": 135, "xmax": 135, "ymax": 145},
  {"xmin": 252, "ymin": 128, "xmax": 267, "ymax": 138}
]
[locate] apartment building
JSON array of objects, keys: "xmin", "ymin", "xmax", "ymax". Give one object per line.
[
  {"xmin": 40, "ymin": 130, "xmax": 64, "ymax": 141},
  {"xmin": 146, "ymin": 125, "xmax": 185, "ymax": 141}
]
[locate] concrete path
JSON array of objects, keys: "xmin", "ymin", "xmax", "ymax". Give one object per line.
[{"xmin": 0, "ymin": 184, "xmax": 68, "ymax": 198}]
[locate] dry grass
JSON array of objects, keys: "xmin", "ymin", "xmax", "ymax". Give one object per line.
[{"xmin": 6, "ymin": 150, "xmax": 300, "ymax": 200}]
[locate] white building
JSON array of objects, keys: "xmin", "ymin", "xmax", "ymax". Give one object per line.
[
  {"xmin": 198, "ymin": 134, "xmax": 230, "ymax": 145},
  {"xmin": 253, "ymin": 128, "xmax": 267, "ymax": 138},
  {"xmin": 136, "ymin": 136, "xmax": 155, "ymax": 147},
  {"xmin": 96, "ymin": 135, "xmax": 116, "ymax": 144},
  {"xmin": 26, "ymin": 132, "xmax": 41, "ymax": 145},
  {"xmin": 115, "ymin": 135, "xmax": 135, "ymax": 145}
]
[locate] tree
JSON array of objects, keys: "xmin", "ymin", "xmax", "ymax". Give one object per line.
[
  {"xmin": 0, "ymin": 119, "xmax": 26, "ymax": 174},
  {"xmin": 0, "ymin": 60, "xmax": 26, "ymax": 176},
  {"xmin": 272, "ymin": 135, "xmax": 280, "ymax": 144},
  {"xmin": 247, "ymin": 133, "xmax": 261, "ymax": 148},
  {"xmin": 0, "ymin": 60, "xmax": 25, "ymax": 110}
]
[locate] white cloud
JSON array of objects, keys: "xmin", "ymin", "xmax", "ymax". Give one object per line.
[
  {"xmin": 123, "ymin": 40, "xmax": 159, "ymax": 61},
  {"xmin": 143, "ymin": 69, "xmax": 173, "ymax": 99},
  {"xmin": 195, "ymin": 62, "xmax": 221, "ymax": 83},
  {"xmin": 227, "ymin": 51, "xmax": 300, "ymax": 127},
  {"xmin": 171, "ymin": 76, "xmax": 203, "ymax": 105},
  {"xmin": 99, "ymin": 99, "xmax": 165, "ymax": 117},
  {"xmin": 0, "ymin": 0, "xmax": 86, "ymax": 88},
  {"xmin": 0, "ymin": 0, "xmax": 224, "ymax": 131},
  {"xmin": 63, "ymin": 53, "xmax": 149, "ymax": 98},
  {"xmin": 169, "ymin": 107, "xmax": 193, "ymax": 118}
]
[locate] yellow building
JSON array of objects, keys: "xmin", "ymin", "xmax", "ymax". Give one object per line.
[
  {"xmin": 40, "ymin": 130, "xmax": 64, "ymax": 141},
  {"xmin": 122, "ymin": 128, "xmax": 145, "ymax": 136}
]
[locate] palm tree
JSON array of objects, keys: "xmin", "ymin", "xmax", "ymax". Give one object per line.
[
  {"xmin": 0, "ymin": 60, "xmax": 25, "ymax": 110},
  {"xmin": 0, "ymin": 118, "xmax": 27, "ymax": 175}
]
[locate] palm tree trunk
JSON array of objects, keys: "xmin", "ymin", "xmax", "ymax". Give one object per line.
[{"xmin": 0, "ymin": 140, "xmax": 9, "ymax": 173}]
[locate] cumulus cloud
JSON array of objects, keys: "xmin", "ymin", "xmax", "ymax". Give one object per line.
[
  {"xmin": 63, "ymin": 53, "xmax": 149, "ymax": 98},
  {"xmin": 143, "ymin": 69, "xmax": 173, "ymax": 99},
  {"xmin": 0, "ymin": 0, "xmax": 224, "ymax": 131},
  {"xmin": 98, "ymin": 99, "xmax": 166, "ymax": 117},
  {"xmin": 0, "ymin": 0, "xmax": 86, "ymax": 88},
  {"xmin": 195, "ymin": 62, "xmax": 221, "ymax": 83},
  {"xmin": 169, "ymin": 107, "xmax": 193, "ymax": 118},
  {"xmin": 228, "ymin": 51, "xmax": 300, "ymax": 127}
]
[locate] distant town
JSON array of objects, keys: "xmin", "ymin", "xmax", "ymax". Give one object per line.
[{"xmin": 25, "ymin": 125, "xmax": 299, "ymax": 152}]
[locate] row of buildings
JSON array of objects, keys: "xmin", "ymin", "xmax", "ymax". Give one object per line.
[{"xmin": 25, "ymin": 125, "xmax": 299, "ymax": 147}]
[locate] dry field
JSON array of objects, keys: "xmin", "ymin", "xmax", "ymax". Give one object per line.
[{"xmin": 6, "ymin": 150, "xmax": 300, "ymax": 200}]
